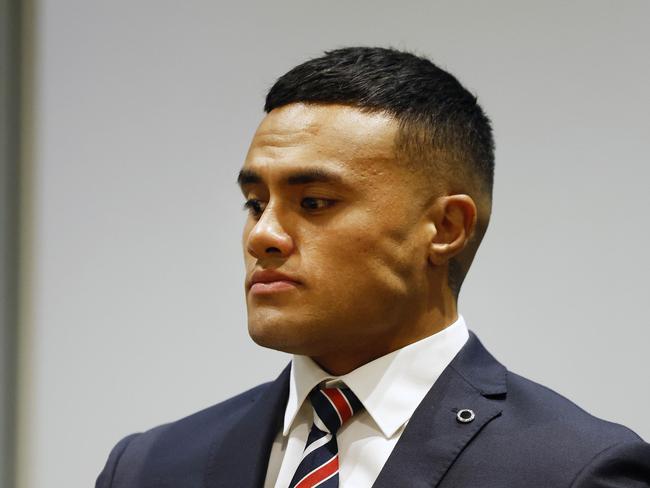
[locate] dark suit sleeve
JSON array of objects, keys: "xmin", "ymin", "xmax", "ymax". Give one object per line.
[
  {"xmin": 570, "ymin": 440, "xmax": 650, "ymax": 487},
  {"xmin": 95, "ymin": 434, "xmax": 140, "ymax": 488}
]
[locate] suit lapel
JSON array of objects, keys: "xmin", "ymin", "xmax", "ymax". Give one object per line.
[
  {"xmin": 372, "ymin": 332, "xmax": 507, "ymax": 488},
  {"xmin": 204, "ymin": 364, "xmax": 290, "ymax": 488}
]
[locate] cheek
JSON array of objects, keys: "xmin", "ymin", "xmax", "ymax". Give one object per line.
[
  {"xmin": 304, "ymin": 222, "xmax": 419, "ymax": 299},
  {"xmin": 241, "ymin": 222, "xmax": 257, "ymax": 264}
]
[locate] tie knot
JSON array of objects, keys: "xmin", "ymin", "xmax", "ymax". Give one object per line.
[{"xmin": 308, "ymin": 385, "xmax": 363, "ymax": 435}]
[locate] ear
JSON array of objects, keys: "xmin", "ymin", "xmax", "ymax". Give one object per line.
[{"xmin": 428, "ymin": 194, "xmax": 478, "ymax": 266}]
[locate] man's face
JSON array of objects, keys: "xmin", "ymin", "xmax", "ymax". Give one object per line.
[{"xmin": 240, "ymin": 103, "xmax": 436, "ymax": 366}]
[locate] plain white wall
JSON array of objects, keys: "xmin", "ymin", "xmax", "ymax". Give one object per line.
[{"xmin": 19, "ymin": 1, "xmax": 650, "ymax": 487}]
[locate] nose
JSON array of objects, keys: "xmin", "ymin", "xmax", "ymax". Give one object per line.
[{"xmin": 245, "ymin": 203, "xmax": 295, "ymax": 259}]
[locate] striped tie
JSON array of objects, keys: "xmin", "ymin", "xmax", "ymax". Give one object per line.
[{"xmin": 288, "ymin": 385, "xmax": 363, "ymax": 488}]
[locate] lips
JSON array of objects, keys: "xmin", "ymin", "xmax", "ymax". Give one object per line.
[{"xmin": 248, "ymin": 269, "xmax": 301, "ymax": 290}]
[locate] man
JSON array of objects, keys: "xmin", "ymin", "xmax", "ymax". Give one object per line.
[{"xmin": 97, "ymin": 47, "xmax": 650, "ymax": 487}]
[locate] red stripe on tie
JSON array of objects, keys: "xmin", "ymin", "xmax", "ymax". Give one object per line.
[
  {"xmin": 323, "ymin": 388, "xmax": 353, "ymax": 425},
  {"xmin": 294, "ymin": 454, "xmax": 339, "ymax": 488}
]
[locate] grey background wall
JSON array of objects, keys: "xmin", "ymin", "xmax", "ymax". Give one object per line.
[{"xmin": 17, "ymin": 1, "xmax": 650, "ymax": 487}]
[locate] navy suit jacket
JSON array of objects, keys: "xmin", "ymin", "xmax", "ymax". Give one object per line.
[{"xmin": 96, "ymin": 332, "xmax": 650, "ymax": 487}]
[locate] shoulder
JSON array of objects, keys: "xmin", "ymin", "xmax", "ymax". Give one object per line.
[
  {"xmin": 453, "ymin": 332, "xmax": 644, "ymax": 448},
  {"xmin": 474, "ymin": 369, "xmax": 649, "ymax": 485},
  {"xmin": 504, "ymin": 370, "xmax": 642, "ymax": 444},
  {"xmin": 95, "ymin": 381, "xmax": 274, "ymax": 488},
  {"xmin": 443, "ymin": 349, "xmax": 650, "ymax": 486}
]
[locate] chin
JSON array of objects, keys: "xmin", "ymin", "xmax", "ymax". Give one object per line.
[
  {"xmin": 247, "ymin": 316, "xmax": 319, "ymax": 356},
  {"xmin": 248, "ymin": 319, "xmax": 298, "ymax": 353}
]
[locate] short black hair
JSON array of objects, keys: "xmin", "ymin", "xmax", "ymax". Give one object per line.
[{"xmin": 265, "ymin": 46, "xmax": 495, "ymax": 300}]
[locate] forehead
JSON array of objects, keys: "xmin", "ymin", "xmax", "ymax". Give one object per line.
[{"xmin": 243, "ymin": 103, "xmax": 399, "ymax": 180}]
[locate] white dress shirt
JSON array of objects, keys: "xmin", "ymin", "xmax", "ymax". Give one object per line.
[{"xmin": 263, "ymin": 315, "xmax": 470, "ymax": 488}]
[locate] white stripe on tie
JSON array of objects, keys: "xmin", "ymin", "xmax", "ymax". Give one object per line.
[{"xmin": 301, "ymin": 432, "xmax": 332, "ymax": 460}]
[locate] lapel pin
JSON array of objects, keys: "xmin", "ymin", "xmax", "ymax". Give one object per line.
[{"xmin": 456, "ymin": 408, "xmax": 475, "ymax": 423}]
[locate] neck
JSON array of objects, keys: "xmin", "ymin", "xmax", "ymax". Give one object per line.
[{"xmin": 311, "ymin": 301, "xmax": 458, "ymax": 376}]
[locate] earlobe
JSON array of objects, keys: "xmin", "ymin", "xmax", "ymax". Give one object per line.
[{"xmin": 427, "ymin": 195, "xmax": 477, "ymax": 266}]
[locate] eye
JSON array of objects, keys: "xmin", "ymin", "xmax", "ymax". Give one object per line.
[
  {"xmin": 300, "ymin": 197, "xmax": 335, "ymax": 212},
  {"xmin": 243, "ymin": 199, "xmax": 266, "ymax": 218},
  {"xmin": 243, "ymin": 197, "xmax": 335, "ymax": 218}
]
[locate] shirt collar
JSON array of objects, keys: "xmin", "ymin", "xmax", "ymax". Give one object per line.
[{"xmin": 283, "ymin": 314, "xmax": 470, "ymax": 438}]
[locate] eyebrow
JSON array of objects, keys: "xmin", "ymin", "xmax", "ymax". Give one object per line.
[{"xmin": 236, "ymin": 168, "xmax": 346, "ymax": 189}]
